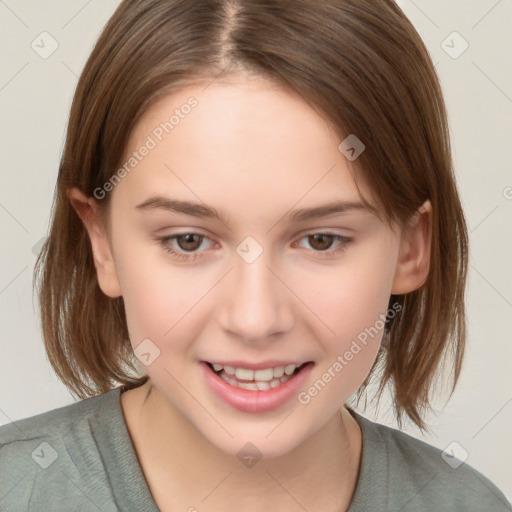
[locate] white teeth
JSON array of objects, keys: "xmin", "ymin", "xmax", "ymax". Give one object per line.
[
  {"xmin": 254, "ymin": 368, "xmax": 274, "ymax": 381},
  {"xmin": 224, "ymin": 365, "xmax": 236, "ymax": 375},
  {"xmin": 211, "ymin": 363, "xmax": 300, "ymax": 380},
  {"xmin": 235, "ymin": 368, "xmax": 254, "ymax": 380},
  {"xmin": 219, "ymin": 372, "xmax": 231, "ymax": 383},
  {"xmin": 238, "ymin": 381, "xmax": 259, "ymax": 391},
  {"xmin": 273, "ymin": 366, "xmax": 285, "ymax": 378},
  {"xmin": 210, "ymin": 362, "xmax": 305, "ymax": 391},
  {"xmin": 284, "ymin": 364, "xmax": 297, "ymax": 375}
]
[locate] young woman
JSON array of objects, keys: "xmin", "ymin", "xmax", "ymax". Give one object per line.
[{"xmin": 1, "ymin": 1, "xmax": 510, "ymax": 510}]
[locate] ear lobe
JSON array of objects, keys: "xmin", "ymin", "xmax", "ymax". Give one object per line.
[
  {"xmin": 391, "ymin": 199, "xmax": 432, "ymax": 294},
  {"xmin": 67, "ymin": 187, "xmax": 122, "ymax": 298}
]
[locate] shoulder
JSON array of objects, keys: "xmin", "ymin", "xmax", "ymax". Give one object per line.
[
  {"xmin": 349, "ymin": 410, "xmax": 512, "ymax": 512},
  {"xmin": 0, "ymin": 390, "xmax": 110, "ymax": 443},
  {"xmin": 0, "ymin": 389, "xmax": 122, "ymax": 511}
]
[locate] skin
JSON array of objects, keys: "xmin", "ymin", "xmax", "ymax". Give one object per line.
[{"xmin": 68, "ymin": 73, "xmax": 431, "ymax": 511}]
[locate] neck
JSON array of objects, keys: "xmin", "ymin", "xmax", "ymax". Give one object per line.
[{"xmin": 121, "ymin": 379, "xmax": 362, "ymax": 512}]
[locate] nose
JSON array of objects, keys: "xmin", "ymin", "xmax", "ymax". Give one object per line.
[{"xmin": 217, "ymin": 249, "xmax": 294, "ymax": 344}]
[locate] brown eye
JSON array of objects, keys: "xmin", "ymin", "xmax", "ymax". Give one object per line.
[
  {"xmin": 157, "ymin": 233, "xmax": 215, "ymax": 262},
  {"xmin": 307, "ymin": 234, "xmax": 335, "ymax": 251},
  {"xmin": 175, "ymin": 233, "xmax": 204, "ymax": 251},
  {"xmin": 295, "ymin": 232, "xmax": 352, "ymax": 258}
]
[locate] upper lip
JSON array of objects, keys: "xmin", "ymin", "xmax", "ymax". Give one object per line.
[{"xmin": 204, "ymin": 360, "xmax": 313, "ymax": 370}]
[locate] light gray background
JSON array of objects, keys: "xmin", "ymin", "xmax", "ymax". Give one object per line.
[{"xmin": 1, "ymin": 0, "xmax": 511, "ymax": 501}]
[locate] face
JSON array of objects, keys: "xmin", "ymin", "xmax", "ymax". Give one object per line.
[{"xmin": 85, "ymin": 74, "xmax": 415, "ymax": 458}]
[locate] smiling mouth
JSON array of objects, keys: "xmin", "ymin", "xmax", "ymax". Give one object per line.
[{"xmin": 205, "ymin": 362, "xmax": 312, "ymax": 391}]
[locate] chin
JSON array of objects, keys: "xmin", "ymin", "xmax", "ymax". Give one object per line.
[
  {"xmin": 198, "ymin": 414, "xmax": 316, "ymax": 461},
  {"xmin": 215, "ymin": 432, "xmax": 302, "ymax": 461}
]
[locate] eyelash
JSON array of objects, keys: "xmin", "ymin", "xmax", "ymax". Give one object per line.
[{"xmin": 156, "ymin": 231, "xmax": 352, "ymax": 262}]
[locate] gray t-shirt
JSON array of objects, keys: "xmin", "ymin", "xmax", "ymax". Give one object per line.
[{"xmin": 0, "ymin": 386, "xmax": 510, "ymax": 511}]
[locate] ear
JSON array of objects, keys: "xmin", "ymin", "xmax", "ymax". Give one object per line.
[
  {"xmin": 391, "ymin": 199, "xmax": 432, "ymax": 294},
  {"xmin": 67, "ymin": 188, "xmax": 122, "ymax": 298}
]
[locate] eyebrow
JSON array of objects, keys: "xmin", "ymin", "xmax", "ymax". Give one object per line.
[{"xmin": 135, "ymin": 196, "xmax": 376, "ymax": 224}]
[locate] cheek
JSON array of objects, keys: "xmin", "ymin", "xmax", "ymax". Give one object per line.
[
  {"xmin": 113, "ymin": 238, "xmax": 207, "ymax": 349},
  {"xmin": 291, "ymin": 243, "xmax": 396, "ymax": 346},
  {"xmin": 292, "ymin": 241, "xmax": 397, "ymax": 401},
  {"xmin": 295, "ymin": 278, "xmax": 387, "ymax": 419}
]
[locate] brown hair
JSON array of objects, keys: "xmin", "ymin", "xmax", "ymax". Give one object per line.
[{"xmin": 34, "ymin": 0, "xmax": 468, "ymax": 429}]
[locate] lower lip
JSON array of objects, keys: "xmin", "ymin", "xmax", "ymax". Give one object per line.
[{"xmin": 200, "ymin": 361, "xmax": 314, "ymax": 413}]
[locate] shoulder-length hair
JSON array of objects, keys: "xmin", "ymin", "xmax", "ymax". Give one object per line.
[{"xmin": 34, "ymin": 0, "xmax": 468, "ymax": 429}]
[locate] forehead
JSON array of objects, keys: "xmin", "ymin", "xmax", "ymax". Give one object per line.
[
  {"xmin": 128, "ymin": 74, "xmax": 338, "ymax": 160},
  {"xmin": 114, "ymin": 74, "xmax": 376, "ymax": 216}
]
